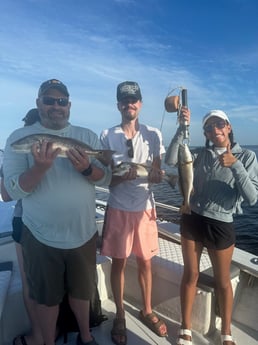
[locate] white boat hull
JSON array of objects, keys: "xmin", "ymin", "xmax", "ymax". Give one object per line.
[{"xmin": 0, "ymin": 196, "xmax": 258, "ymax": 344}]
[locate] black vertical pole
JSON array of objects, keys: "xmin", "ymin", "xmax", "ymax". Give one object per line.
[{"xmin": 181, "ymin": 88, "xmax": 189, "ymax": 140}]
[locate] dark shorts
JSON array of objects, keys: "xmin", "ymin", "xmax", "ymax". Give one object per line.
[
  {"xmin": 21, "ymin": 225, "xmax": 97, "ymax": 306},
  {"xmin": 12, "ymin": 217, "xmax": 23, "ymax": 243},
  {"xmin": 180, "ymin": 211, "xmax": 235, "ymax": 250}
]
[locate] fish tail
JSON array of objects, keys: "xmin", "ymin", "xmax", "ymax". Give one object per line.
[
  {"xmin": 97, "ymin": 150, "xmax": 114, "ymax": 166},
  {"xmin": 179, "ymin": 203, "xmax": 191, "ymax": 215}
]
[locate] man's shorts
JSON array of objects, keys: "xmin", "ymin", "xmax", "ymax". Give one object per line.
[
  {"xmin": 180, "ymin": 211, "xmax": 235, "ymax": 250},
  {"xmin": 101, "ymin": 207, "xmax": 159, "ymax": 260},
  {"xmin": 21, "ymin": 225, "xmax": 97, "ymax": 306}
]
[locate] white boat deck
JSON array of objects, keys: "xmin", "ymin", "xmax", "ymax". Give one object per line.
[
  {"xmin": 1, "ymin": 236, "xmax": 258, "ymax": 345},
  {"xmin": 56, "ymin": 299, "xmax": 177, "ymax": 345},
  {"xmin": 55, "ymin": 298, "xmax": 258, "ymax": 345},
  {"xmin": 54, "ymin": 236, "xmax": 258, "ymax": 345}
]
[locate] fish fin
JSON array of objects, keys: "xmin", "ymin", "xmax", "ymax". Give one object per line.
[{"xmin": 97, "ymin": 150, "xmax": 115, "ymax": 166}]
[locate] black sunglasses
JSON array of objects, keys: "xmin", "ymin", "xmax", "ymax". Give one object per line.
[
  {"xmin": 204, "ymin": 119, "xmax": 227, "ymax": 133},
  {"xmin": 126, "ymin": 139, "xmax": 134, "ymax": 158},
  {"xmin": 41, "ymin": 96, "xmax": 69, "ymax": 107},
  {"xmin": 120, "ymin": 98, "xmax": 138, "ymax": 105}
]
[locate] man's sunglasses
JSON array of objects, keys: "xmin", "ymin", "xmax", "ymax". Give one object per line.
[
  {"xmin": 126, "ymin": 139, "xmax": 134, "ymax": 158},
  {"xmin": 204, "ymin": 119, "xmax": 227, "ymax": 133},
  {"xmin": 41, "ymin": 96, "xmax": 69, "ymax": 107},
  {"xmin": 120, "ymin": 98, "xmax": 138, "ymax": 105}
]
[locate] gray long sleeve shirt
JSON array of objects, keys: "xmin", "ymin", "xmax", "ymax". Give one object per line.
[
  {"xmin": 165, "ymin": 126, "xmax": 258, "ymax": 222},
  {"xmin": 3, "ymin": 122, "xmax": 112, "ymax": 248}
]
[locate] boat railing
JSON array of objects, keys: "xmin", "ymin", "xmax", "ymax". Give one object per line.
[{"xmin": 96, "ymin": 186, "xmax": 180, "ymax": 212}]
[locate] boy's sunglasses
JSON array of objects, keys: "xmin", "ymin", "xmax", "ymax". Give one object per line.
[
  {"xmin": 204, "ymin": 119, "xmax": 227, "ymax": 133},
  {"xmin": 120, "ymin": 98, "xmax": 138, "ymax": 105},
  {"xmin": 41, "ymin": 96, "xmax": 69, "ymax": 107},
  {"xmin": 126, "ymin": 139, "xmax": 134, "ymax": 158}
]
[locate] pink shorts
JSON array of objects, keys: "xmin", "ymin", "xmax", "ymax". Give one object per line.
[{"xmin": 101, "ymin": 207, "xmax": 159, "ymax": 260}]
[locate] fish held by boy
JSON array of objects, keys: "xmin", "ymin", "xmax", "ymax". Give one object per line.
[
  {"xmin": 112, "ymin": 162, "xmax": 178, "ymax": 189},
  {"xmin": 11, "ymin": 133, "xmax": 115, "ymax": 166}
]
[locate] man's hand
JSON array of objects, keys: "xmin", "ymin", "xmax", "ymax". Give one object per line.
[
  {"xmin": 148, "ymin": 167, "xmax": 163, "ymax": 183},
  {"xmin": 179, "ymin": 106, "xmax": 190, "ymax": 125},
  {"xmin": 121, "ymin": 165, "xmax": 138, "ymax": 180},
  {"xmin": 18, "ymin": 141, "xmax": 60, "ymax": 193},
  {"xmin": 32, "ymin": 141, "xmax": 60, "ymax": 172},
  {"xmin": 66, "ymin": 147, "xmax": 91, "ymax": 173}
]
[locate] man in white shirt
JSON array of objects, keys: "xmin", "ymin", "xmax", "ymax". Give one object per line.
[{"xmin": 100, "ymin": 81, "xmax": 167, "ymax": 345}]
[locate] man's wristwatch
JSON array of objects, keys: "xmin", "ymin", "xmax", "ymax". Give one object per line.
[{"xmin": 81, "ymin": 164, "xmax": 93, "ymax": 176}]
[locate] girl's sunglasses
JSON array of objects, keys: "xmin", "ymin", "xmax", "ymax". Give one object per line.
[{"xmin": 204, "ymin": 119, "xmax": 227, "ymax": 133}]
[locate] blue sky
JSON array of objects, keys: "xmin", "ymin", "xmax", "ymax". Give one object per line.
[{"xmin": 0, "ymin": 0, "xmax": 258, "ymax": 149}]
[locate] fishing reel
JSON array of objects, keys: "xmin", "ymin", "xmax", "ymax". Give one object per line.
[{"xmin": 164, "ymin": 86, "xmax": 189, "ymax": 141}]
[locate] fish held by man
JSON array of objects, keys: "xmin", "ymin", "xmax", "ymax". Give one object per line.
[
  {"xmin": 112, "ymin": 162, "xmax": 178, "ymax": 188},
  {"xmin": 178, "ymin": 143, "xmax": 193, "ymax": 214},
  {"xmin": 11, "ymin": 133, "xmax": 115, "ymax": 166}
]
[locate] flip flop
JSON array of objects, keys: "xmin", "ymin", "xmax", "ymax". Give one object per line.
[
  {"xmin": 139, "ymin": 310, "xmax": 168, "ymax": 337},
  {"xmin": 221, "ymin": 334, "xmax": 237, "ymax": 345},
  {"xmin": 111, "ymin": 318, "xmax": 127, "ymax": 345},
  {"xmin": 176, "ymin": 329, "xmax": 192, "ymax": 345},
  {"xmin": 76, "ymin": 334, "xmax": 99, "ymax": 345}
]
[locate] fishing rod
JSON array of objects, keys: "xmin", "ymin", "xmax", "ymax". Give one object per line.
[{"xmin": 181, "ymin": 88, "xmax": 189, "ymax": 141}]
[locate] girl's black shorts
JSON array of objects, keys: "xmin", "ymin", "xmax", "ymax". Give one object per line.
[{"xmin": 180, "ymin": 211, "xmax": 235, "ymax": 250}]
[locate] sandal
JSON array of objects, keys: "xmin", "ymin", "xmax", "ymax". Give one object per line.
[
  {"xmin": 176, "ymin": 329, "xmax": 192, "ymax": 345},
  {"xmin": 76, "ymin": 334, "xmax": 99, "ymax": 345},
  {"xmin": 221, "ymin": 334, "xmax": 237, "ymax": 345},
  {"xmin": 139, "ymin": 310, "xmax": 168, "ymax": 337},
  {"xmin": 13, "ymin": 336, "xmax": 28, "ymax": 345},
  {"xmin": 13, "ymin": 335, "xmax": 44, "ymax": 345},
  {"xmin": 111, "ymin": 318, "xmax": 127, "ymax": 345}
]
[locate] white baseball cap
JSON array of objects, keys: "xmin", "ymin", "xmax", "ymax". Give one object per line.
[{"xmin": 202, "ymin": 110, "xmax": 230, "ymax": 127}]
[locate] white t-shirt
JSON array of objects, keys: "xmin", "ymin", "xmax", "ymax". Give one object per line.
[{"xmin": 100, "ymin": 124, "xmax": 165, "ymax": 211}]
